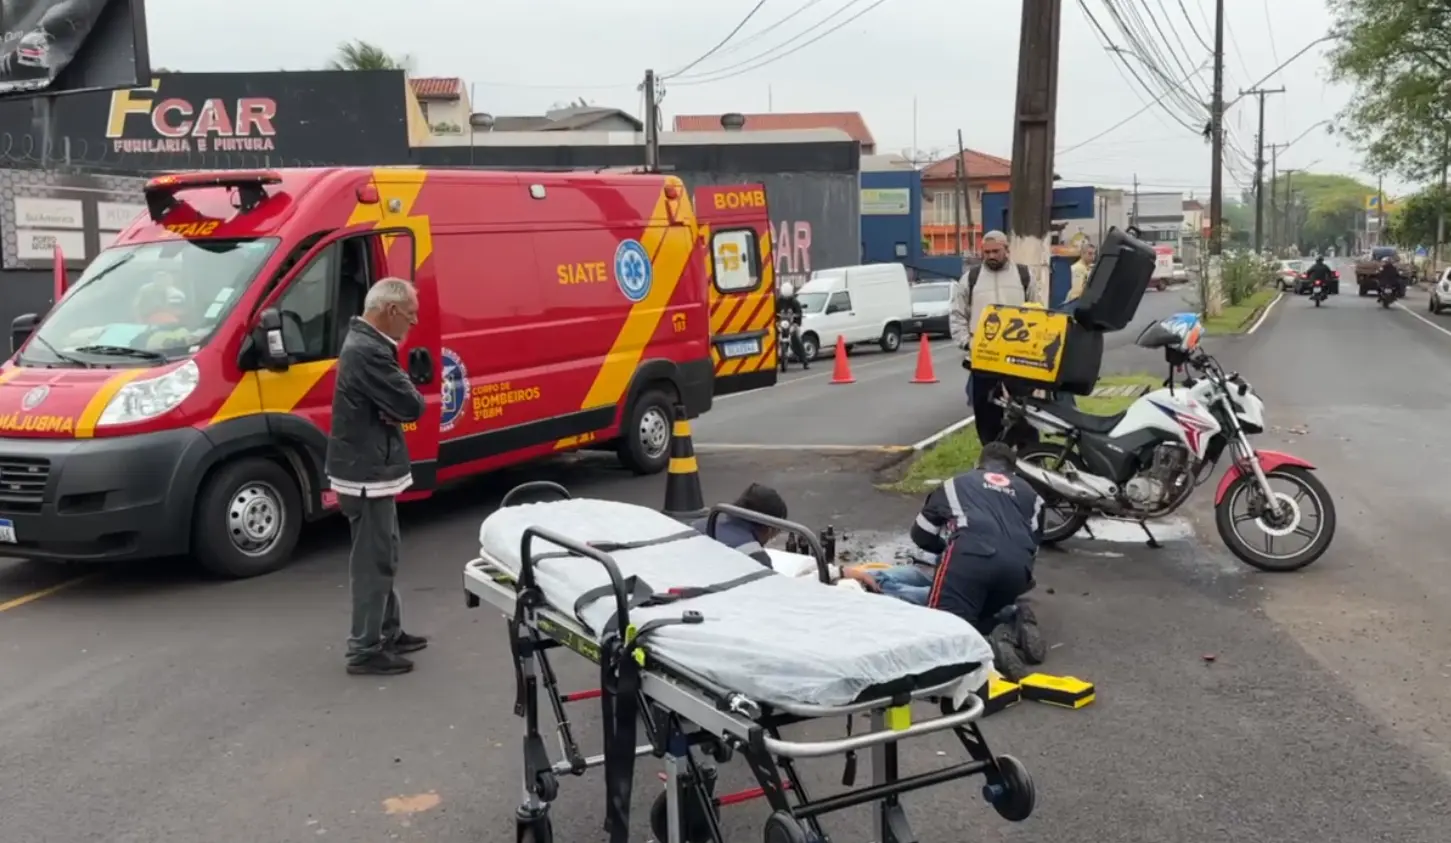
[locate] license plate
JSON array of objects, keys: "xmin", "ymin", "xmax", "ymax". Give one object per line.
[
  {"xmin": 721, "ymin": 338, "xmax": 761, "ymax": 359},
  {"xmin": 0, "ymin": 518, "xmax": 14, "ymax": 544}
]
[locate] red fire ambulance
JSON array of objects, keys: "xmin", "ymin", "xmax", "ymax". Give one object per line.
[{"xmin": 0, "ymin": 167, "xmax": 773, "ymax": 578}]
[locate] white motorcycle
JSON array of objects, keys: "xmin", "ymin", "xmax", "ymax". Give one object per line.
[{"xmin": 1005, "ymin": 313, "xmax": 1336, "ymax": 572}]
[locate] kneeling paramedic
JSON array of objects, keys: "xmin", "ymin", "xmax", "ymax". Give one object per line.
[
  {"xmin": 842, "ymin": 442, "xmax": 1046, "ymax": 676},
  {"xmin": 691, "ymin": 483, "xmax": 787, "ymax": 567}
]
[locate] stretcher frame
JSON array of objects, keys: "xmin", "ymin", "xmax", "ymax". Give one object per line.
[{"xmin": 463, "ymin": 481, "xmax": 1036, "ymax": 843}]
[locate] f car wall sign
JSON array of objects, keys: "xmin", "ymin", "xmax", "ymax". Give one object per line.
[{"xmin": 107, "ymin": 77, "xmax": 277, "ymax": 154}]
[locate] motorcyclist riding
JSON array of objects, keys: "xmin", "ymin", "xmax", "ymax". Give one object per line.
[
  {"xmin": 1377, "ymin": 257, "xmax": 1404, "ymax": 299},
  {"xmin": 1305, "ymin": 255, "xmax": 1332, "ymax": 299},
  {"xmin": 776, "ymin": 282, "xmax": 809, "ymax": 371}
]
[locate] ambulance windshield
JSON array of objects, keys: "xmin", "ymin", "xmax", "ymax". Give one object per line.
[{"xmin": 22, "ymin": 238, "xmax": 280, "ymax": 367}]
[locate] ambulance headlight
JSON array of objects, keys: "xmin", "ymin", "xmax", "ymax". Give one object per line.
[{"xmin": 98, "ymin": 360, "xmax": 200, "ymax": 426}]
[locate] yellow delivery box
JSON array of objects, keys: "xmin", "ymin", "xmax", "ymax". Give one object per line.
[{"xmin": 969, "ymin": 303, "xmax": 1071, "ymax": 384}]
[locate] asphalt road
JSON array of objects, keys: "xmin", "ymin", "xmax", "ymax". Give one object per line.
[
  {"xmin": 694, "ymin": 285, "xmax": 1197, "ymax": 449},
  {"xmin": 15, "ymin": 280, "xmax": 1447, "ymax": 843}
]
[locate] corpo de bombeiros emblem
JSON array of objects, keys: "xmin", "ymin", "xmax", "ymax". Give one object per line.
[{"xmin": 20, "ymin": 385, "xmax": 49, "ymax": 410}]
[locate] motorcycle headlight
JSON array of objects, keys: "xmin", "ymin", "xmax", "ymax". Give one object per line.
[{"xmin": 97, "ymin": 360, "xmax": 200, "ymax": 427}]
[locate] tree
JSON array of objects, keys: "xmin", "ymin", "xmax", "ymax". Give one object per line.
[
  {"xmin": 1264, "ymin": 172, "xmax": 1375, "ymax": 253},
  {"xmin": 1327, "ymin": 0, "xmax": 1451, "ymax": 181},
  {"xmin": 327, "ymin": 40, "xmax": 412, "ymax": 72},
  {"xmin": 1386, "ymin": 187, "xmax": 1450, "ymax": 246}
]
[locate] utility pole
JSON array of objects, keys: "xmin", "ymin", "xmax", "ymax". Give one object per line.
[
  {"xmin": 1241, "ymin": 86, "xmax": 1285, "ymax": 253},
  {"xmin": 1282, "ymin": 168, "xmax": 1301, "ymax": 251},
  {"xmin": 957, "ymin": 128, "xmax": 974, "ymax": 249},
  {"xmin": 1131, "ymin": 174, "xmax": 1139, "ymax": 225},
  {"xmin": 642, "ymin": 69, "xmax": 660, "ymax": 172},
  {"xmin": 1208, "ymin": 0, "xmax": 1226, "ymax": 256},
  {"xmin": 1008, "ymin": 0, "xmax": 1063, "ymax": 304},
  {"xmin": 1266, "ymin": 142, "xmax": 1286, "ymax": 253},
  {"xmin": 954, "ymin": 155, "xmax": 965, "ymax": 258},
  {"xmin": 1437, "ymin": 127, "xmax": 1448, "ymax": 269},
  {"xmin": 1375, "ymin": 174, "xmax": 1385, "ymax": 247}
]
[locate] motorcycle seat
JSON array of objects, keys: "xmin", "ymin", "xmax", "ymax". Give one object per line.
[{"xmin": 1021, "ymin": 395, "xmax": 1126, "ymax": 434}]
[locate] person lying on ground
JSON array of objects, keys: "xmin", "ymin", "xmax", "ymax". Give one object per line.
[
  {"xmin": 839, "ymin": 442, "xmax": 1047, "ymax": 677},
  {"xmin": 690, "ymin": 483, "xmax": 787, "ymax": 567}
]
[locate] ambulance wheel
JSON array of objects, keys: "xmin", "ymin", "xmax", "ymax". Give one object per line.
[
  {"xmin": 986, "ymin": 755, "xmax": 1036, "ymax": 822},
  {"xmin": 762, "ymin": 811, "xmax": 809, "ymax": 843},
  {"xmin": 516, "ymin": 814, "xmax": 553, "ymax": 843},
  {"xmin": 649, "ymin": 782, "xmax": 716, "ymax": 843},
  {"xmin": 192, "ymin": 457, "xmax": 302, "ymax": 579},
  {"xmin": 879, "ymin": 324, "xmax": 902, "ymax": 352},
  {"xmin": 618, "ymin": 388, "xmax": 674, "ymax": 475}
]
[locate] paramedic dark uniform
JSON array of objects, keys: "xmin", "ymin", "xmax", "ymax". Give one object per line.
[
  {"xmin": 909, "ymin": 466, "xmax": 1042, "ymax": 634},
  {"xmin": 691, "ymin": 515, "xmax": 772, "ymax": 567}
]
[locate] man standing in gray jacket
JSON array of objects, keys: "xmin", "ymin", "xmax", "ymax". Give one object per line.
[
  {"xmin": 950, "ymin": 231, "xmax": 1039, "ymax": 445},
  {"xmin": 326, "ymin": 278, "xmax": 429, "ymax": 676}
]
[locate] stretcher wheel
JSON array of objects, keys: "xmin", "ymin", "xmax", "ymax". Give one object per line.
[
  {"xmin": 516, "ymin": 814, "xmax": 553, "ymax": 843},
  {"xmin": 534, "ymin": 771, "xmax": 558, "ymax": 802},
  {"xmin": 985, "ymin": 755, "xmax": 1035, "ymax": 822},
  {"xmin": 649, "ymin": 777, "xmax": 717, "ymax": 843},
  {"xmin": 762, "ymin": 810, "xmax": 809, "ymax": 843}
]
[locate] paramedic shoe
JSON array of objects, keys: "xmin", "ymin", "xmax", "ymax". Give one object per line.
[
  {"xmin": 346, "ymin": 652, "xmax": 415, "ymax": 676},
  {"xmin": 389, "ymin": 632, "xmax": 430, "ymax": 654},
  {"xmin": 988, "ymin": 624, "xmax": 1031, "ymax": 682},
  {"xmin": 1014, "ymin": 600, "xmax": 1047, "ymax": 665}
]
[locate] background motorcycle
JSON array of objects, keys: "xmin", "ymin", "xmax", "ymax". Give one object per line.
[
  {"xmin": 1005, "ymin": 316, "xmax": 1336, "ymax": 572},
  {"xmin": 1312, "ymin": 279, "xmax": 1326, "ymax": 307},
  {"xmin": 1378, "ymin": 284, "xmax": 1396, "ymax": 308}
]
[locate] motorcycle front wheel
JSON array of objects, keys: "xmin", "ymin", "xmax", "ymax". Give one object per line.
[
  {"xmin": 1016, "ymin": 443, "xmax": 1092, "ymax": 543},
  {"xmin": 1214, "ymin": 465, "xmax": 1336, "ymax": 572}
]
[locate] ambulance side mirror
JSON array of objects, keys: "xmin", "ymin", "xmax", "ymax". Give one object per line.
[
  {"xmin": 10, "ymin": 313, "xmax": 39, "ymax": 355},
  {"xmin": 253, "ymin": 308, "xmax": 290, "ymax": 372}
]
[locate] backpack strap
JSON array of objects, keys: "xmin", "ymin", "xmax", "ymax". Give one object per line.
[
  {"xmin": 967, "ymin": 265, "xmax": 981, "ymax": 307},
  {"xmin": 1016, "ymin": 264, "xmax": 1031, "ymax": 297}
]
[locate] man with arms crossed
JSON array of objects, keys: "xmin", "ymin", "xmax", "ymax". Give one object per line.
[{"xmin": 326, "ymin": 278, "xmax": 429, "ymax": 676}]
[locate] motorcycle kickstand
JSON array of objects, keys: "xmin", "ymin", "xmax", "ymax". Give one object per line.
[{"xmin": 1138, "ymin": 520, "xmax": 1162, "ymax": 549}]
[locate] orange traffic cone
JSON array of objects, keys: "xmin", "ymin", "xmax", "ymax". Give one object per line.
[
  {"xmin": 910, "ymin": 334, "xmax": 938, "ymax": 383},
  {"xmin": 829, "ymin": 335, "xmax": 855, "ymax": 384}
]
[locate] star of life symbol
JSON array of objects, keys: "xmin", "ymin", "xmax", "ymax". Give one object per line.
[{"xmin": 615, "ymin": 239, "xmax": 652, "ymax": 302}]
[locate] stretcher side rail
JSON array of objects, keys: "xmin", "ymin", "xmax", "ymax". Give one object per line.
[
  {"xmin": 706, "ymin": 503, "xmax": 832, "ymax": 584},
  {"xmin": 464, "ymin": 556, "xmax": 988, "ymax": 756}
]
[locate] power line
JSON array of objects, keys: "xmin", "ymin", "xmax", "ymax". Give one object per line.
[
  {"xmin": 1259, "ymin": 0, "xmax": 1282, "ymax": 83},
  {"xmin": 707, "ymin": 0, "xmax": 832, "ymax": 60},
  {"xmin": 1173, "ymin": 0, "xmax": 1212, "ymax": 52},
  {"xmin": 663, "ymin": 0, "xmax": 772, "ymax": 79},
  {"xmin": 670, "ymin": 0, "xmax": 890, "ymax": 85},
  {"xmin": 1058, "ymin": 60, "xmax": 1209, "ymax": 155},
  {"xmin": 1100, "ymin": 0, "xmax": 1205, "ymax": 118},
  {"xmin": 670, "ymin": 0, "xmax": 872, "ymax": 82},
  {"xmin": 1224, "ymin": 35, "xmax": 1335, "ymax": 109},
  {"xmin": 1077, "ymin": 0, "xmax": 1203, "ymax": 133}
]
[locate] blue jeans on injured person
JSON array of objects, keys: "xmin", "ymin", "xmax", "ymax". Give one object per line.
[{"xmin": 871, "ymin": 564, "xmax": 935, "ymax": 605}]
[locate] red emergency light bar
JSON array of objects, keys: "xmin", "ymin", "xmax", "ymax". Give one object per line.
[{"xmin": 144, "ymin": 170, "xmax": 283, "ymax": 221}]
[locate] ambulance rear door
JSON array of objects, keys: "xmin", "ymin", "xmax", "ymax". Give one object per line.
[{"xmin": 695, "ymin": 183, "xmax": 776, "ymax": 396}]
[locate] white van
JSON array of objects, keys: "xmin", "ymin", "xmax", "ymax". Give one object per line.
[{"xmin": 795, "ymin": 263, "xmax": 914, "ymax": 359}]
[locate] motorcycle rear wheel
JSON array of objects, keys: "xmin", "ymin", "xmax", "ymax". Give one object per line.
[
  {"xmin": 1016, "ymin": 443, "xmax": 1092, "ymax": 544},
  {"xmin": 1214, "ymin": 465, "xmax": 1336, "ymax": 572}
]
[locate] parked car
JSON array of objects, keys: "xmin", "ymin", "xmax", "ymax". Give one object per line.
[
  {"xmin": 1293, "ymin": 266, "xmax": 1340, "ymax": 295},
  {"xmin": 904, "ymin": 281, "xmax": 953, "ymax": 338},
  {"xmin": 1430, "ymin": 268, "xmax": 1451, "ymax": 314},
  {"xmin": 1276, "ymin": 260, "xmax": 1304, "ymax": 290}
]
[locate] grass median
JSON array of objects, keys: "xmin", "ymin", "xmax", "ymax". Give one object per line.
[
  {"xmin": 890, "ymin": 372, "xmax": 1161, "ymax": 495},
  {"xmin": 1203, "ymin": 287, "xmax": 1277, "ymax": 335}
]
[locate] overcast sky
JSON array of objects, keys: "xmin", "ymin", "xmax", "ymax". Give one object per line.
[{"xmin": 145, "ymin": 0, "xmax": 1379, "ymax": 196}]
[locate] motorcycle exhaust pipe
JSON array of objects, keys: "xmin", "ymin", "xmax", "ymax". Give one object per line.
[{"xmin": 1015, "ymin": 460, "xmax": 1110, "ymax": 504}]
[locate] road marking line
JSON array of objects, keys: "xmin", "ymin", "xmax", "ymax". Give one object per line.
[
  {"xmin": 696, "ymin": 443, "xmax": 911, "ymax": 453},
  {"xmin": 1246, "ymin": 291, "xmax": 1284, "ymax": 334},
  {"xmin": 911, "ymin": 415, "xmax": 976, "ymax": 451},
  {"xmin": 1393, "ymin": 301, "xmax": 1451, "ymax": 338},
  {"xmin": 715, "ymin": 343, "xmax": 960, "ymax": 400},
  {"xmin": 0, "ymin": 574, "xmax": 97, "ymax": 613}
]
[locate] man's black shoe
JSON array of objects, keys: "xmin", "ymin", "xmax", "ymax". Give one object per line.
[
  {"xmin": 389, "ymin": 632, "xmax": 429, "ymax": 654},
  {"xmin": 346, "ymin": 651, "xmax": 414, "ymax": 675}
]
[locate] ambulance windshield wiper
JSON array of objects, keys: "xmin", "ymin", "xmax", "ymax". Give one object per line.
[
  {"xmin": 26, "ymin": 334, "xmax": 92, "ymax": 368},
  {"xmin": 72, "ymin": 344, "xmax": 167, "ymax": 362}
]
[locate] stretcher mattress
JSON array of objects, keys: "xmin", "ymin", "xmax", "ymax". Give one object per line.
[{"xmin": 478, "ymin": 499, "xmax": 994, "ymax": 708}]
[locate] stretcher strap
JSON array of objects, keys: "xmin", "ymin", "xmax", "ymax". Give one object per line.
[
  {"xmin": 576, "ymin": 568, "xmax": 776, "ymax": 635},
  {"xmin": 533, "ymin": 529, "xmax": 702, "ymax": 563},
  {"xmin": 600, "ymin": 635, "xmax": 639, "ymax": 843}
]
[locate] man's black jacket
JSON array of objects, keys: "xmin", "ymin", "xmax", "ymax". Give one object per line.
[
  {"xmin": 324, "ymin": 318, "xmax": 426, "ymax": 497},
  {"xmin": 1305, "ymin": 262, "xmax": 1332, "ymax": 283},
  {"xmin": 777, "ymin": 294, "xmax": 803, "ymax": 325}
]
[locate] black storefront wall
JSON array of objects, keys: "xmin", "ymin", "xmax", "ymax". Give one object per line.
[
  {"xmin": 0, "ymin": 70, "xmax": 412, "ymax": 169},
  {"xmin": 416, "ymin": 140, "xmax": 863, "ymax": 285}
]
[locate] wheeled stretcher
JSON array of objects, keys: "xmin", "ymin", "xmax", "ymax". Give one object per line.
[{"xmin": 462, "ymin": 481, "xmax": 1037, "ymax": 843}]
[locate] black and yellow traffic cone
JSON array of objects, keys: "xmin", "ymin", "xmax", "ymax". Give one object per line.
[{"xmin": 662, "ymin": 404, "xmax": 707, "ymax": 521}]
